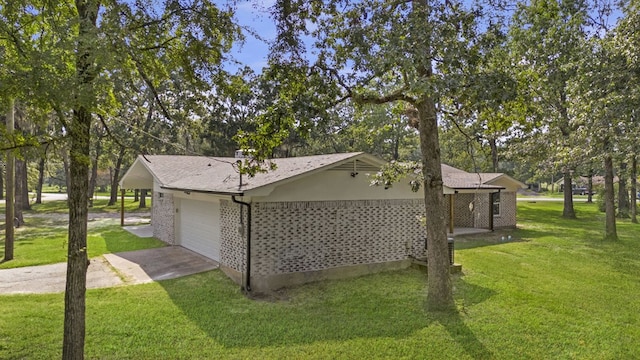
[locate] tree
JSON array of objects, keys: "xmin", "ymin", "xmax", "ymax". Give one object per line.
[
  {"xmin": 236, "ymin": 0, "xmax": 507, "ymax": 310},
  {"xmin": 1, "ymin": 1, "xmax": 240, "ymax": 358},
  {"xmin": 509, "ymin": 0, "xmax": 592, "ymax": 219},
  {"xmin": 569, "ymin": 15, "xmax": 630, "ymax": 240}
]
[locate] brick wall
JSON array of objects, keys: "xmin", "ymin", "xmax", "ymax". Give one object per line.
[
  {"xmin": 471, "ymin": 191, "xmax": 517, "ymax": 229},
  {"xmin": 152, "ymin": 192, "xmax": 175, "ymax": 244},
  {"xmin": 453, "ymin": 193, "xmax": 475, "ymax": 227},
  {"xmin": 494, "ymin": 191, "xmax": 517, "ymax": 228},
  {"xmin": 220, "ymin": 199, "xmax": 246, "ymax": 272},
  {"xmin": 251, "ymin": 199, "xmax": 427, "ymax": 276}
]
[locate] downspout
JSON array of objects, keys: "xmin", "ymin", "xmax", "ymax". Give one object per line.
[{"xmin": 232, "ymin": 196, "xmax": 251, "ymax": 293}]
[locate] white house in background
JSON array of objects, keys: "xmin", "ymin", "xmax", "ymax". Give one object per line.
[{"xmin": 120, "ymin": 152, "xmax": 525, "ymax": 292}]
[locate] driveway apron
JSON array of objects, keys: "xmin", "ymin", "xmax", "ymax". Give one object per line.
[{"xmin": 0, "ymin": 246, "xmax": 218, "ymax": 295}]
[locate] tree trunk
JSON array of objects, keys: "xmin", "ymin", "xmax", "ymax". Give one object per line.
[
  {"xmin": 617, "ymin": 161, "xmax": 629, "ymax": 218},
  {"xmin": 631, "ymin": 155, "xmax": 637, "ymax": 224},
  {"xmin": 393, "ymin": 131, "xmax": 400, "ymax": 161},
  {"xmin": 88, "ymin": 126, "xmax": 104, "ymax": 207},
  {"xmin": 4, "ymin": 99, "xmax": 15, "ymax": 261},
  {"xmin": 604, "ymin": 154, "xmax": 617, "ymax": 240},
  {"xmin": 63, "ymin": 1, "xmax": 98, "ymax": 358},
  {"xmin": 14, "ymin": 158, "xmax": 30, "ymax": 226},
  {"xmin": 139, "ymin": 189, "xmax": 147, "ymax": 208},
  {"xmin": 418, "ymin": 95, "xmax": 454, "ymax": 311},
  {"xmin": 586, "ymin": 170, "xmax": 593, "ymax": 204},
  {"xmin": 0, "ymin": 153, "xmax": 4, "ymax": 201},
  {"xmin": 108, "ymin": 146, "xmax": 125, "ymax": 206},
  {"xmin": 87, "ymin": 141, "xmax": 101, "ymax": 208},
  {"xmin": 134, "ymin": 189, "xmax": 139, "ymax": 202},
  {"xmin": 62, "ymin": 149, "xmax": 70, "ymax": 195},
  {"xmin": 36, "ymin": 156, "xmax": 46, "ymax": 204},
  {"xmin": 562, "ymin": 170, "xmax": 576, "ymax": 219},
  {"xmin": 489, "ymin": 137, "xmax": 498, "ymax": 172}
]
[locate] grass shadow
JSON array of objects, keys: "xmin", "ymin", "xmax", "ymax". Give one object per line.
[
  {"xmin": 159, "ymin": 269, "xmax": 432, "ymax": 348},
  {"xmin": 454, "ymin": 228, "xmax": 535, "ymax": 251},
  {"xmin": 157, "ymin": 267, "xmax": 498, "ymax": 351},
  {"xmin": 431, "ymin": 310, "xmax": 495, "ymax": 360}
]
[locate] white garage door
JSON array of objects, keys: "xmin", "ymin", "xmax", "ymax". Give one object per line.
[{"xmin": 179, "ymin": 199, "xmax": 221, "ymax": 261}]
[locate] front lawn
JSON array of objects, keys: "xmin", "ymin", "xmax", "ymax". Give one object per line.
[
  {"xmin": 0, "ymin": 216, "xmax": 164, "ymax": 269},
  {"xmin": 1, "ymin": 201, "xmax": 639, "ymax": 359}
]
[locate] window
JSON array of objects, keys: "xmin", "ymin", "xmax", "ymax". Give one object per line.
[{"xmin": 492, "ymin": 192, "xmax": 501, "ymax": 216}]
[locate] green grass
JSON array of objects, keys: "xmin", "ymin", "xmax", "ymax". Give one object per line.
[
  {"xmin": 28, "ymin": 198, "xmax": 151, "ymax": 213},
  {"xmin": 1, "ymin": 201, "xmax": 640, "ymax": 359},
  {"xmin": 0, "ymin": 197, "xmax": 151, "ymax": 214},
  {"xmin": 0, "ymin": 216, "xmax": 164, "ymax": 269}
]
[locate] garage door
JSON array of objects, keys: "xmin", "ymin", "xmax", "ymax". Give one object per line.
[{"xmin": 179, "ymin": 199, "xmax": 221, "ymax": 261}]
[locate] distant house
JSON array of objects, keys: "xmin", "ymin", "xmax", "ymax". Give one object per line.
[
  {"xmin": 120, "ymin": 152, "xmax": 525, "ymax": 291},
  {"xmin": 554, "ymin": 175, "xmax": 617, "ymax": 193}
]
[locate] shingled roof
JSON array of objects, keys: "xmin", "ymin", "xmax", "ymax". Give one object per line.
[
  {"xmin": 121, "ymin": 152, "xmax": 520, "ymax": 195},
  {"xmin": 120, "ymin": 152, "xmax": 385, "ymax": 195}
]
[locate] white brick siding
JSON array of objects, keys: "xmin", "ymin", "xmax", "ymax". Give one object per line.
[
  {"xmin": 251, "ymin": 199, "xmax": 427, "ymax": 276},
  {"xmin": 220, "ymin": 200, "xmax": 246, "ymax": 272},
  {"xmin": 152, "ymin": 192, "xmax": 175, "ymax": 244}
]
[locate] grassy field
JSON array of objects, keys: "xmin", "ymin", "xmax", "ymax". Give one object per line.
[{"xmin": 1, "ymin": 201, "xmax": 640, "ymax": 359}]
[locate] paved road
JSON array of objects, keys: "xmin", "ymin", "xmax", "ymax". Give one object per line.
[{"xmin": 518, "ymin": 197, "xmax": 590, "ymax": 202}]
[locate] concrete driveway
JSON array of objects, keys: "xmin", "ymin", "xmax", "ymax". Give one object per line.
[{"xmin": 0, "ymin": 247, "xmax": 219, "ymax": 295}]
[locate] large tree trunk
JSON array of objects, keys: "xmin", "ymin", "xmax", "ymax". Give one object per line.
[
  {"xmin": 36, "ymin": 156, "xmax": 45, "ymax": 204},
  {"xmin": 604, "ymin": 154, "xmax": 617, "ymax": 240},
  {"xmin": 63, "ymin": 1, "xmax": 98, "ymax": 358},
  {"xmin": 631, "ymin": 155, "xmax": 637, "ymax": 224},
  {"xmin": 418, "ymin": 95, "xmax": 454, "ymax": 311},
  {"xmin": 617, "ymin": 161, "xmax": 629, "ymax": 218},
  {"xmin": 108, "ymin": 146, "xmax": 126, "ymax": 206},
  {"xmin": 562, "ymin": 169, "xmax": 576, "ymax": 219}
]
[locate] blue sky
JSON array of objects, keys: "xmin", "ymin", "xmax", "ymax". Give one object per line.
[
  {"xmin": 225, "ymin": 0, "xmax": 624, "ymax": 73},
  {"xmin": 227, "ymin": 0, "xmax": 276, "ymax": 72}
]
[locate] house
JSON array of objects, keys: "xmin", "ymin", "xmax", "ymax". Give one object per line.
[{"xmin": 120, "ymin": 152, "xmax": 525, "ymax": 292}]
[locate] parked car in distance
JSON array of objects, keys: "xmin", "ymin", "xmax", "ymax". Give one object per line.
[{"xmin": 572, "ymin": 187, "xmax": 592, "ymax": 195}]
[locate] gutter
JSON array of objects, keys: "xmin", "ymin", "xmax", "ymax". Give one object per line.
[
  {"xmin": 161, "ymin": 186, "xmax": 243, "ymax": 197},
  {"xmin": 232, "ymin": 196, "xmax": 252, "ymax": 293}
]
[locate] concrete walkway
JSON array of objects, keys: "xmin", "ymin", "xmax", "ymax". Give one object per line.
[
  {"xmin": 0, "ymin": 247, "xmax": 219, "ymax": 295},
  {"xmin": 122, "ymin": 224, "xmax": 153, "ymax": 238}
]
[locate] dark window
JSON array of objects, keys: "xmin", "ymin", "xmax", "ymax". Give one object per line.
[{"xmin": 492, "ymin": 192, "xmax": 501, "ymax": 216}]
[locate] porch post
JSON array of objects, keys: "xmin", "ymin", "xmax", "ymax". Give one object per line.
[
  {"xmin": 120, "ymin": 188, "xmax": 125, "ymax": 226},
  {"xmin": 449, "ymin": 194, "xmax": 454, "ymax": 234}
]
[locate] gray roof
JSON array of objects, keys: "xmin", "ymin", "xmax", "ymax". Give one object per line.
[
  {"xmin": 441, "ymin": 167, "xmax": 505, "ymax": 190},
  {"xmin": 121, "ymin": 152, "xmax": 517, "ymax": 195},
  {"xmin": 126, "ymin": 152, "xmax": 382, "ymax": 195}
]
